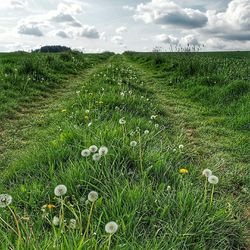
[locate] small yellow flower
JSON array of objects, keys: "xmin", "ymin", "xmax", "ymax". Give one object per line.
[
  {"xmin": 179, "ymin": 168, "xmax": 188, "ymax": 174},
  {"xmin": 61, "ymin": 109, "xmax": 67, "ymax": 112},
  {"xmin": 47, "ymin": 204, "xmax": 55, "ymax": 209},
  {"xmin": 84, "ymin": 116, "xmax": 89, "ymax": 120}
]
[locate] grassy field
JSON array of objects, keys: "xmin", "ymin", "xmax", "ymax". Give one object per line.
[{"xmin": 0, "ymin": 51, "xmax": 249, "ymax": 249}]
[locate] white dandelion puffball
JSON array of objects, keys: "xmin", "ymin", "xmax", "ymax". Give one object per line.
[
  {"xmin": 208, "ymin": 175, "xmax": 219, "ymax": 185},
  {"xmin": 0, "ymin": 194, "xmax": 12, "ymax": 208},
  {"xmin": 89, "ymin": 145, "xmax": 98, "ymax": 153},
  {"xmin": 54, "ymin": 184, "xmax": 67, "ymax": 196},
  {"xmin": 81, "ymin": 149, "xmax": 91, "ymax": 157},
  {"xmin": 93, "ymin": 153, "xmax": 101, "ymax": 161},
  {"xmin": 52, "ymin": 216, "xmax": 60, "ymax": 226},
  {"xmin": 130, "ymin": 141, "xmax": 137, "ymax": 147},
  {"xmin": 155, "ymin": 124, "xmax": 159, "ymax": 128},
  {"xmin": 179, "ymin": 144, "xmax": 184, "ymax": 149},
  {"xmin": 105, "ymin": 221, "xmax": 118, "ymax": 234},
  {"xmin": 69, "ymin": 219, "xmax": 77, "ymax": 229},
  {"xmin": 144, "ymin": 130, "xmax": 149, "ymax": 135},
  {"xmin": 88, "ymin": 191, "xmax": 98, "ymax": 202},
  {"xmin": 202, "ymin": 169, "xmax": 212, "ymax": 178},
  {"xmin": 119, "ymin": 118, "xmax": 126, "ymax": 125},
  {"xmin": 99, "ymin": 146, "xmax": 108, "ymax": 156}
]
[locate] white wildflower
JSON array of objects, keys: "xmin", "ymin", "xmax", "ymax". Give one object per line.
[
  {"xmin": 119, "ymin": 118, "xmax": 126, "ymax": 125},
  {"xmin": 89, "ymin": 145, "xmax": 98, "ymax": 153},
  {"xmin": 202, "ymin": 169, "xmax": 212, "ymax": 178},
  {"xmin": 93, "ymin": 153, "xmax": 101, "ymax": 161},
  {"xmin": 81, "ymin": 149, "xmax": 91, "ymax": 157},
  {"xmin": 105, "ymin": 221, "xmax": 118, "ymax": 234},
  {"xmin": 130, "ymin": 141, "xmax": 137, "ymax": 147},
  {"xmin": 52, "ymin": 216, "xmax": 60, "ymax": 226},
  {"xmin": 0, "ymin": 194, "xmax": 12, "ymax": 208},
  {"xmin": 144, "ymin": 130, "xmax": 149, "ymax": 134},
  {"xmin": 88, "ymin": 191, "xmax": 98, "ymax": 202},
  {"xmin": 99, "ymin": 146, "xmax": 108, "ymax": 156},
  {"xmin": 54, "ymin": 185, "xmax": 67, "ymax": 197},
  {"xmin": 208, "ymin": 175, "xmax": 219, "ymax": 185},
  {"xmin": 179, "ymin": 144, "xmax": 184, "ymax": 149}
]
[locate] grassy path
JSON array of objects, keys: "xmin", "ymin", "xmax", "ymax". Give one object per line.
[
  {"xmin": 0, "ymin": 55, "xmax": 248, "ymax": 249},
  {"xmin": 0, "ymin": 62, "xmax": 106, "ymax": 173},
  {"xmin": 123, "ymin": 55, "xmax": 249, "ymax": 244}
]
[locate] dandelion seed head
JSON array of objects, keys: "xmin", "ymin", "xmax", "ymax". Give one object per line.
[
  {"xmin": 179, "ymin": 144, "xmax": 184, "ymax": 149},
  {"xmin": 0, "ymin": 194, "xmax": 12, "ymax": 208},
  {"xmin": 144, "ymin": 130, "xmax": 149, "ymax": 134},
  {"xmin": 93, "ymin": 153, "xmax": 101, "ymax": 161},
  {"xmin": 155, "ymin": 124, "xmax": 159, "ymax": 128},
  {"xmin": 119, "ymin": 118, "xmax": 126, "ymax": 125},
  {"xmin": 54, "ymin": 184, "xmax": 67, "ymax": 197},
  {"xmin": 208, "ymin": 175, "xmax": 219, "ymax": 185},
  {"xmin": 88, "ymin": 191, "xmax": 98, "ymax": 202},
  {"xmin": 98, "ymin": 146, "xmax": 108, "ymax": 156},
  {"xmin": 81, "ymin": 149, "xmax": 91, "ymax": 157},
  {"xmin": 202, "ymin": 169, "xmax": 212, "ymax": 178},
  {"xmin": 52, "ymin": 216, "xmax": 60, "ymax": 226},
  {"xmin": 89, "ymin": 145, "xmax": 98, "ymax": 153},
  {"xmin": 105, "ymin": 221, "xmax": 118, "ymax": 234},
  {"xmin": 130, "ymin": 141, "xmax": 137, "ymax": 147}
]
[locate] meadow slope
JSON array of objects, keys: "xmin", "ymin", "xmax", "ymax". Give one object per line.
[{"xmin": 0, "ymin": 52, "xmax": 249, "ymax": 249}]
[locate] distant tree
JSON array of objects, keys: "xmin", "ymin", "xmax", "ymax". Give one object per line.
[{"xmin": 33, "ymin": 45, "xmax": 71, "ymax": 53}]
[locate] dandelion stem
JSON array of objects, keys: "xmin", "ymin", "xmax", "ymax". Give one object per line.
[
  {"xmin": 210, "ymin": 185, "xmax": 215, "ymax": 206},
  {"xmin": 83, "ymin": 201, "xmax": 95, "ymax": 239},
  {"xmin": 138, "ymin": 133, "xmax": 143, "ymax": 173},
  {"xmin": 7, "ymin": 206, "xmax": 22, "ymax": 242},
  {"xmin": 59, "ymin": 197, "xmax": 65, "ymax": 232},
  {"xmin": 204, "ymin": 178, "xmax": 208, "ymax": 202},
  {"xmin": 0, "ymin": 216, "xmax": 18, "ymax": 236},
  {"xmin": 107, "ymin": 234, "xmax": 112, "ymax": 250}
]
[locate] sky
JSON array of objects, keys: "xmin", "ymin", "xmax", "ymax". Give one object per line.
[{"xmin": 0, "ymin": 0, "xmax": 249, "ymax": 52}]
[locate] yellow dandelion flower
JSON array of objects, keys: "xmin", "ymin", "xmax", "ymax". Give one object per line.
[
  {"xmin": 47, "ymin": 204, "xmax": 55, "ymax": 209},
  {"xmin": 61, "ymin": 109, "xmax": 67, "ymax": 112},
  {"xmin": 179, "ymin": 168, "xmax": 188, "ymax": 174}
]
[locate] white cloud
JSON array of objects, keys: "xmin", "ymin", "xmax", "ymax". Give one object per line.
[
  {"xmin": 0, "ymin": 0, "xmax": 27, "ymax": 9},
  {"xmin": 155, "ymin": 34, "xmax": 179, "ymax": 44},
  {"xmin": 56, "ymin": 30, "xmax": 71, "ymax": 39},
  {"xmin": 134, "ymin": 0, "xmax": 208, "ymax": 28},
  {"xmin": 116, "ymin": 26, "xmax": 127, "ymax": 34},
  {"xmin": 180, "ymin": 34, "xmax": 200, "ymax": 46},
  {"xmin": 111, "ymin": 35, "xmax": 124, "ymax": 45},
  {"xmin": 203, "ymin": 0, "xmax": 250, "ymax": 41},
  {"xmin": 123, "ymin": 5, "xmax": 135, "ymax": 11},
  {"xmin": 18, "ymin": 24, "xmax": 43, "ymax": 37},
  {"xmin": 79, "ymin": 25, "xmax": 100, "ymax": 39},
  {"xmin": 50, "ymin": 12, "xmax": 82, "ymax": 27}
]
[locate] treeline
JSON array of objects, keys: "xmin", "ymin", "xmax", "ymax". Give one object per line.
[{"xmin": 33, "ymin": 45, "xmax": 71, "ymax": 53}]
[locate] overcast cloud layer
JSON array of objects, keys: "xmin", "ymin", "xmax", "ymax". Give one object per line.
[{"xmin": 0, "ymin": 0, "xmax": 249, "ymax": 52}]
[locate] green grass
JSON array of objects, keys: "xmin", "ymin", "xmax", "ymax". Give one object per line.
[
  {"xmin": 0, "ymin": 52, "xmax": 249, "ymax": 249},
  {"xmin": 0, "ymin": 51, "xmax": 113, "ymax": 120}
]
